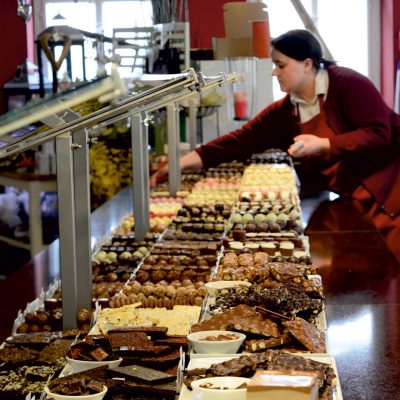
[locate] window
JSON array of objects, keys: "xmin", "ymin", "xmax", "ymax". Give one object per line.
[
  {"xmin": 45, "ymin": 2, "xmax": 97, "ymax": 32},
  {"xmin": 265, "ymin": 0, "xmax": 376, "ymax": 100},
  {"xmin": 36, "ymin": 0, "xmax": 153, "ymax": 82},
  {"xmin": 101, "ymin": 1, "xmax": 153, "ymax": 37}
]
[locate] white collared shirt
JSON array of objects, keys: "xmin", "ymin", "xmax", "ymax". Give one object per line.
[{"xmin": 290, "ymin": 68, "xmax": 329, "ymax": 123}]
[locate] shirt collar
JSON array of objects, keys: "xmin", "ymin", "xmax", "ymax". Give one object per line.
[{"xmin": 290, "ymin": 68, "xmax": 329, "ymax": 106}]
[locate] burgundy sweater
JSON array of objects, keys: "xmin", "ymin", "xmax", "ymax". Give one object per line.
[{"xmin": 196, "ymin": 66, "xmax": 400, "ymax": 216}]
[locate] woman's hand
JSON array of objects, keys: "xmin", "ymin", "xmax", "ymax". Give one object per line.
[
  {"xmin": 150, "ymin": 165, "xmax": 168, "ymax": 188},
  {"xmin": 288, "ymin": 134, "xmax": 331, "ymax": 158},
  {"xmin": 149, "ymin": 151, "xmax": 203, "ymax": 189}
]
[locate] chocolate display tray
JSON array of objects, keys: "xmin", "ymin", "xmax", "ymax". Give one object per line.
[
  {"xmin": 179, "ymin": 354, "xmax": 342, "ymax": 400},
  {"xmin": 202, "ymin": 283, "xmax": 328, "ymax": 332}
]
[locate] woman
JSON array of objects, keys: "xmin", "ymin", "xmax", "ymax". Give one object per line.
[{"xmin": 151, "ymin": 29, "xmax": 400, "ymax": 262}]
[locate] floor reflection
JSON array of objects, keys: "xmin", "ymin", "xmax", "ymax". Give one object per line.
[{"xmin": 327, "ymin": 308, "xmax": 372, "ymax": 355}]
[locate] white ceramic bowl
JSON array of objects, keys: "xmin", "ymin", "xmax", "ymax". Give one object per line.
[
  {"xmin": 44, "ymin": 385, "xmax": 108, "ymax": 400},
  {"xmin": 191, "ymin": 376, "xmax": 250, "ymax": 400},
  {"xmin": 66, "ymin": 356, "xmax": 123, "ymax": 373},
  {"xmin": 187, "ymin": 330, "xmax": 246, "ymax": 354},
  {"xmin": 205, "ymin": 281, "xmax": 251, "ymax": 297}
]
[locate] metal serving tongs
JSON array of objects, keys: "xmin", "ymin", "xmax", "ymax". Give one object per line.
[
  {"xmin": 255, "ymin": 306, "xmax": 292, "ymax": 321},
  {"xmin": 39, "ymin": 371, "xmax": 55, "ymax": 400}
]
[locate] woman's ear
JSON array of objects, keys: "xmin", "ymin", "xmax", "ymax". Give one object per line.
[{"xmin": 304, "ymin": 58, "xmax": 314, "ymax": 72}]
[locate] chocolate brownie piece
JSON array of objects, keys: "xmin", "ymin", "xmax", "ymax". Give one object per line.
[
  {"xmin": 107, "ymin": 331, "xmax": 149, "ymax": 349},
  {"xmin": 154, "ymin": 336, "xmax": 188, "ymax": 350},
  {"xmin": 108, "ymin": 326, "xmax": 168, "ymax": 340},
  {"xmin": 123, "ymin": 348, "xmax": 181, "ymax": 369}
]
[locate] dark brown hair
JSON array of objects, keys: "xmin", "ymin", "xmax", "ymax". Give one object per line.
[{"xmin": 271, "ymin": 29, "xmax": 335, "ymax": 69}]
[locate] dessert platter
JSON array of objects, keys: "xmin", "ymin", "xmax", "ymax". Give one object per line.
[
  {"xmin": 1, "ymin": 150, "xmax": 343, "ymax": 399},
  {"xmin": 179, "ymin": 352, "xmax": 343, "ymax": 400}
]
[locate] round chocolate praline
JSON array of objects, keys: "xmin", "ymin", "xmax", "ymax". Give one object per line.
[
  {"xmin": 276, "ymin": 219, "xmax": 287, "ymax": 229},
  {"xmin": 269, "ymin": 222, "xmax": 281, "ymax": 233},
  {"xmin": 245, "ymin": 223, "xmax": 256, "ymax": 233},
  {"xmin": 232, "ymin": 229, "xmax": 246, "ymax": 241}
]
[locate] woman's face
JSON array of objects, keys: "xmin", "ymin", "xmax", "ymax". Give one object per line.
[{"xmin": 271, "ymin": 49, "xmax": 313, "ymax": 94}]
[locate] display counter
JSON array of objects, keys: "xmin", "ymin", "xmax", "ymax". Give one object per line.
[
  {"xmin": 0, "ymin": 189, "xmax": 399, "ymax": 399},
  {"xmin": 0, "ymin": 171, "xmax": 57, "ymax": 256}
]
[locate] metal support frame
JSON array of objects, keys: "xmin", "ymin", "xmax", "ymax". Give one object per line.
[
  {"xmin": 56, "ymin": 133, "xmax": 78, "ymax": 329},
  {"xmin": 188, "ymin": 97, "xmax": 197, "ymax": 150},
  {"xmin": 167, "ymin": 102, "xmax": 181, "ymax": 196},
  {"xmin": 131, "ymin": 113, "xmax": 150, "ymax": 240},
  {"xmin": 56, "ymin": 129, "xmax": 92, "ymax": 329},
  {"xmin": 72, "ymin": 129, "xmax": 92, "ymax": 310}
]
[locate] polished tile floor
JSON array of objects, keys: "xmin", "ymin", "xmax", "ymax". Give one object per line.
[
  {"xmin": 0, "ymin": 241, "xmax": 30, "ymax": 281},
  {"xmin": 305, "ymin": 196, "xmax": 400, "ymax": 400}
]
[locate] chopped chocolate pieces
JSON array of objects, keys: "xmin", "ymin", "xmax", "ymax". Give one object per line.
[
  {"xmin": 5, "ymin": 330, "xmax": 85, "ymax": 349},
  {"xmin": 24, "ymin": 365, "xmax": 61, "ymax": 381},
  {"xmin": 21, "ymin": 379, "xmax": 46, "ymax": 395},
  {"xmin": 269, "ymin": 262, "xmax": 306, "ymax": 282},
  {"xmin": 90, "ymin": 347, "xmax": 110, "ymax": 361},
  {"xmin": 48, "ymin": 377, "xmax": 104, "ymax": 396},
  {"xmin": 191, "ymin": 304, "xmax": 279, "ymax": 338},
  {"xmin": 37, "ymin": 339, "xmax": 72, "ymax": 365},
  {"xmin": 67, "ymin": 338, "xmax": 117, "ymax": 362},
  {"xmin": 184, "ymin": 350, "xmax": 335, "ymax": 400},
  {"xmin": 0, "ymin": 347, "xmax": 38, "ymax": 365},
  {"xmin": 60, "ymin": 328, "xmax": 87, "ymax": 339},
  {"xmin": 0, "ymin": 368, "xmax": 25, "ymax": 394},
  {"xmin": 212, "ymin": 283, "xmax": 323, "ymax": 321},
  {"xmin": 48, "ymin": 368, "xmax": 115, "ymax": 395},
  {"xmin": 5, "ymin": 332, "xmax": 53, "ymax": 347},
  {"xmin": 108, "ymin": 364, "xmax": 175, "ymax": 384},
  {"xmin": 86, "ymin": 379, "xmax": 104, "ymax": 392},
  {"xmin": 282, "ymin": 317, "xmax": 326, "ymax": 353}
]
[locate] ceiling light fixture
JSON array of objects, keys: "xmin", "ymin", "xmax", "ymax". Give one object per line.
[{"xmin": 52, "ymin": 12, "xmax": 66, "ymax": 20}]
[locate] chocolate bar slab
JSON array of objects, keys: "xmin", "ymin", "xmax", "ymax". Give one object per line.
[
  {"xmin": 244, "ymin": 334, "xmax": 292, "ymax": 352},
  {"xmin": 108, "ymin": 364, "xmax": 175, "ymax": 384},
  {"xmin": 123, "ymin": 380, "xmax": 176, "ymax": 397},
  {"xmin": 107, "ymin": 326, "xmax": 168, "ymax": 340},
  {"xmin": 282, "ymin": 317, "xmax": 326, "ymax": 353}
]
